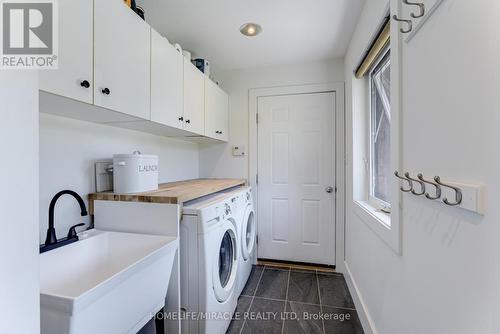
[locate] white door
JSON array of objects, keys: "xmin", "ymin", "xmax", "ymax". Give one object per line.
[
  {"xmin": 151, "ymin": 29, "xmax": 184, "ymax": 129},
  {"xmin": 94, "ymin": 0, "xmax": 150, "ymax": 120},
  {"xmin": 257, "ymin": 92, "xmax": 336, "ymax": 265},
  {"xmin": 204, "ymin": 77, "xmax": 229, "ymax": 141},
  {"xmin": 39, "ymin": 0, "xmax": 93, "ymax": 103},
  {"xmin": 183, "ymin": 59, "xmax": 205, "ymax": 135}
]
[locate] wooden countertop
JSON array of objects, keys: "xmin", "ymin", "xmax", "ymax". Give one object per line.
[{"xmin": 88, "ymin": 178, "xmax": 246, "ymax": 214}]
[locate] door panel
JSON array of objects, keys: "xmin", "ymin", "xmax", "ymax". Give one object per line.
[
  {"xmin": 257, "ymin": 92, "xmax": 336, "ymax": 265},
  {"xmin": 205, "ymin": 77, "xmax": 229, "ymax": 141},
  {"xmin": 183, "ymin": 59, "xmax": 205, "ymax": 135},
  {"xmin": 302, "ymin": 200, "xmax": 320, "ymax": 244},
  {"xmin": 151, "ymin": 29, "xmax": 184, "ymax": 129},
  {"xmin": 39, "ymin": 0, "xmax": 93, "ymax": 103},
  {"xmin": 94, "ymin": 0, "xmax": 150, "ymax": 119},
  {"xmin": 271, "ymin": 199, "xmax": 289, "ymax": 242},
  {"xmin": 219, "ymin": 92, "xmax": 229, "ymax": 141}
]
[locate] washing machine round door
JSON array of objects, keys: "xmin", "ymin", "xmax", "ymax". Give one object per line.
[
  {"xmin": 241, "ymin": 204, "xmax": 256, "ymax": 261},
  {"xmin": 213, "ymin": 219, "xmax": 239, "ymax": 302}
]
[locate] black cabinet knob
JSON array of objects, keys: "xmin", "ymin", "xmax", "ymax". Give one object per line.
[
  {"xmin": 178, "ymin": 116, "xmax": 184, "ymax": 121},
  {"xmin": 185, "ymin": 119, "xmax": 191, "ymax": 124},
  {"xmin": 101, "ymin": 88, "xmax": 110, "ymax": 95},
  {"xmin": 80, "ymin": 80, "xmax": 90, "ymax": 88}
]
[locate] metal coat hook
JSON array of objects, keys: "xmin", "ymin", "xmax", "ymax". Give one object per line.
[
  {"xmin": 434, "ymin": 176, "xmax": 463, "ymax": 206},
  {"xmin": 392, "ymin": 15, "xmax": 413, "ymax": 33},
  {"xmin": 405, "ymin": 172, "xmax": 426, "ymax": 196},
  {"xmin": 403, "ymin": 0, "xmax": 425, "ymax": 18},
  {"xmin": 417, "ymin": 173, "xmax": 441, "ymax": 200},
  {"xmin": 394, "ymin": 171, "xmax": 413, "ymax": 192}
]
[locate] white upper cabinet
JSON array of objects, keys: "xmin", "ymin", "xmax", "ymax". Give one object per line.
[
  {"xmin": 39, "ymin": 0, "xmax": 93, "ymax": 104},
  {"xmin": 94, "ymin": 0, "xmax": 150, "ymax": 120},
  {"xmin": 205, "ymin": 77, "xmax": 229, "ymax": 141},
  {"xmin": 38, "ymin": 0, "xmax": 230, "ymax": 141},
  {"xmin": 183, "ymin": 58, "xmax": 205, "ymax": 136},
  {"xmin": 151, "ymin": 29, "xmax": 184, "ymax": 129}
]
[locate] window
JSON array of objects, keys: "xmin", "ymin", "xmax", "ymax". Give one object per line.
[
  {"xmin": 351, "ymin": 16, "xmax": 401, "ymax": 254},
  {"xmin": 369, "ymin": 49, "xmax": 391, "ymax": 209}
]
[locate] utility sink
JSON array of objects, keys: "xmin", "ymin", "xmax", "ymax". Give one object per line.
[{"xmin": 40, "ymin": 229, "xmax": 178, "ymax": 334}]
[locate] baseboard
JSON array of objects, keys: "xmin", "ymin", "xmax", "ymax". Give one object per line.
[
  {"xmin": 257, "ymin": 258, "xmax": 336, "ymax": 272},
  {"xmin": 343, "ymin": 261, "xmax": 378, "ymax": 334}
]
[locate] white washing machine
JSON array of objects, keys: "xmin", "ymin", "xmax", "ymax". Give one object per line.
[
  {"xmin": 222, "ymin": 187, "xmax": 256, "ymax": 297},
  {"xmin": 180, "ymin": 192, "xmax": 240, "ymax": 334}
]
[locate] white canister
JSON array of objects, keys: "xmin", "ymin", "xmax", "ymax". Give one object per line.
[{"xmin": 113, "ymin": 152, "xmax": 159, "ymax": 194}]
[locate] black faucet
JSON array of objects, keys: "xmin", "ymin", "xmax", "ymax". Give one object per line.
[{"xmin": 40, "ymin": 190, "xmax": 88, "ymax": 253}]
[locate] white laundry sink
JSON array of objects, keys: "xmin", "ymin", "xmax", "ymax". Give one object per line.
[{"xmin": 40, "ymin": 229, "xmax": 178, "ymax": 334}]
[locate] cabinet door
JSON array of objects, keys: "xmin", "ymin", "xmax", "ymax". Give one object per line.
[
  {"xmin": 183, "ymin": 59, "xmax": 205, "ymax": 135},
  {"xmin": 39, "ymin": 0, "xmax": 93, "ymax": 103},
  {"xmin": 218, "ymin": 87, "xmax": 229, "ymax": 142},
  {"xmin": 94, "ymin": 0, "xmax": 150, "ymax": 119},
  {"xmin": 151, "ymin": 29, "xmax": 183, "ymax": 129},
  {"xmin": 205, "ymin": 78, "xmax": 229, "ymax": 141}
]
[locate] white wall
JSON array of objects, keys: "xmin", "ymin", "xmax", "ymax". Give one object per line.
[
  {"xmin": 344, "ymin": 1, "xmax": 500, "ymax": 333},
  {"xmin": 199, "ymin": 59, "xmax": 345, "ymax": 179},
  {"xmin": 39, "ymin": 114, "xmax": 199, "ymax": 243},
  {"xmin": 0, "ymin": 72, "xmax": 40, "ymax": 333}
]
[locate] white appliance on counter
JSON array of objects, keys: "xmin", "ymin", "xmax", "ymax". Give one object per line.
[
  {"xmin": 113, "ymin": 151, "xmax": 158, "ymax": 193},
  {"xmin": 180, "ymin": 193, "xmax": 240, "ymax": 334},
  {"xmin": 222, "ymin": 187, "xmax": 256, "ymax": 297}
]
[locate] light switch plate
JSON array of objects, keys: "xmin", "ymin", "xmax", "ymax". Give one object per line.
[{"xmin": 232, "ymin": 145, "xmax": 246, "ymax": 156}]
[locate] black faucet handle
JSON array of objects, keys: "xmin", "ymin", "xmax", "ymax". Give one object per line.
[{"xmin": 67, "ymin": 223, "xmax": 85, "ymax": 239}]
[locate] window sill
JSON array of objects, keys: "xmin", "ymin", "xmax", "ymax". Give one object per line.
[
  {"xmin": 352, "ymin": 200, "xmax": 401, "ymax": 254},
  {"xmin": 353, "ymin": 200, "xmax": 391, "ymax": 230}
]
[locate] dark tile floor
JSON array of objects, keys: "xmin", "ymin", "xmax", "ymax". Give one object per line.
[{"xmin": 227, "ymin": 265, "xmax": 364, "ymax": 334}]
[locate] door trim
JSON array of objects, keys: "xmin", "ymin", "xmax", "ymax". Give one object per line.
[{"xmin": 249, "ymin": 83, "xmax": 346, "ymax": 272}]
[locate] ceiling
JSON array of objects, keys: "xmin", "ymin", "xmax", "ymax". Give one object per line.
[{"xmin": 138, "ymin": 0, "xmax": 365, "ymax": 72}]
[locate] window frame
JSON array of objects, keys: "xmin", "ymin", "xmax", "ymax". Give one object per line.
[
  {"xmin": 368, "ymin": 46, "xmax": 391, "ymax": 213},
  {"xmin": 351, "ymin": 5, "xmax": 403, "ymax": 255}
]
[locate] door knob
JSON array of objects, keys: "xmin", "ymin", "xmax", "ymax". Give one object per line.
[
  {"xmin": 325, "ymin": 186, "xmax": 334, "ymax": 194},
  {"xmin": 178, "ymin": 116, "xmax": 184, "ymax": 121},
  {"xmin": 185, "ymin": 119, "xmax": 191, "ymax": 124},
  {"xmin": 101, "ymin": 88, "xmax": 110, "ymax": 95},
  {"xmin": 80, "ymin": 80, "xmax": 90, "ymax": 88}
]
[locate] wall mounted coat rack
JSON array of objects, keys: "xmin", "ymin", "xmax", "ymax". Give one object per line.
[
  {"xmin": 392, "ymin": 0, "xmax": 444, "ymax": 43},
  {"xmin": 394, "ymin": 171, "xmax": 485, "ymax": 215}
]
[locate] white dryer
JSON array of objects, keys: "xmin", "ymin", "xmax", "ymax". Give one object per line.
[
  {"xmin": 180, "ymin": 193, "xmax": 240, "ymax": 334},
  {"xmin": 222, "ymin": 187, "xmax": 256, "ymax": 297}
]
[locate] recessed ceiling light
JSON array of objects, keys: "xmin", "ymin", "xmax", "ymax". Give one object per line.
[{"xmin": 240, "ymin": 23, "xmax": 262, "ymax": 37}]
